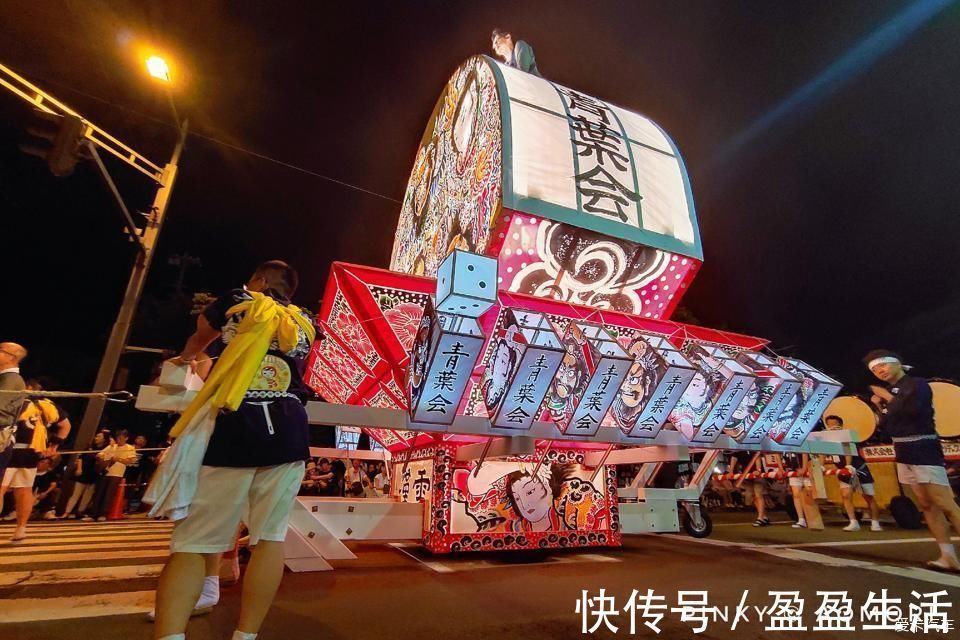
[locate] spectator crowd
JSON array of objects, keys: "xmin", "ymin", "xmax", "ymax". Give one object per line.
[
  {"xmin": 1, "ymin": 424, "xmax": 165, "ymax": 523},
  {"xmin": 298, "ymin": 456, "xmax": 389, "ymax": 498}
]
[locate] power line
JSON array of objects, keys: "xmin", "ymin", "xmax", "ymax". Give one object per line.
[{"xmin": 16, "ymin": 74, "xmax": 402, "ymax": 204}]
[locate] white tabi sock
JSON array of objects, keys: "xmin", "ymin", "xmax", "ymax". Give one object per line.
[
  {"xmin": 197, "ymin": 575, "xmax": 220, "ymax": 608},
  {"xmin": 232, "ymin": 631, "xmax": 257, "ymax": 640},
  {"xmin": 158, "ymin": 635, "xmax": 185, "ymax": 640},
  {"xmin": 938, "ymin": 543, "xmax": 958, "ymax": 560}
]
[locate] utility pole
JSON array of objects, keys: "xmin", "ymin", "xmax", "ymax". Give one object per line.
[
  {"xmin": 78, "ymin": 121, "xmax": 187, "ymax": 445},
  {"xmin": 0, "ymin": 62, "xmax": 186, "ymax": 448}
]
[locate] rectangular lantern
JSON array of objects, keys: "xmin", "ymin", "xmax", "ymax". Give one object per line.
[
  {"xmin": 488, "ymin": 310, "xmax": 565, "ymax": 430},
  {"xmin": 732, "ymin": 352, "xmax": 803, "ymax": 444},
  {"xmin": 769, "ymin": 358, "xmax": 842, "ymax": 446},
  {"xmin": 614, "ymin": 334, "xmax": 696, "ymax": 440},
  {"xmin": 407, "ymin": 299, "xmax": 486, "ymax": 425},
  {"xmin": 671, "ymin": 344, "xmax": 757, "ymax": 444},
  {"xmin": 559, "ymin": 323, "xmax": 632, "ymax": 437}
]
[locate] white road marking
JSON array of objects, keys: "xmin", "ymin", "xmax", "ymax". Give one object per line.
[
  {"xmin": 0, "ymin": 533, "xmax": 171, "ymax": 545},
  {"xmin": 0, "ymin": 524, "xmax": 172, "ymax": 534},
  {"xmin": 577, "ymin": 553, "xmax": 623, "ymax": 563},
  {"xmin": 771, "ymin": 535, "xmax": 960, "ymax": 548},
  {"xmin": 0, "ymin": 549, "xmax": 170, "ymax": 566},
  {"xmin": 636, "ymin": 534, "xmax": 743, "ymax": 547},
  {"xmin": 388, "ymin": 542, "xmax": 454, "ymax": 573},
  {"xmin": 387, "ymin": 542, "xmax": 622, "ymax": 573},
  {"xmin": 0, "ymin": 540, "xmax": 169, "ymax": 555},
  {"xmin": 754, "ymin": 546, "xmax": 960, "ymax": 589},
  {"xmin": 0, "ymin": 590, "xmax": 155, "ymax": 623},
  {"xmin": 711, "ymin": 520, "xmax": 794, "ymax": 527},
  {"xmin": 648, "ymin": 533, "xmax": 960, "ymax": 588},
  {"xmin": 0, "ymin": 564, "xmax": 164, "ymax": 588}
]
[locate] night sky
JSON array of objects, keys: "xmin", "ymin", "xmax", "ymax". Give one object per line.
[{"xmin": 2, "ymin": 0, "xmax": 959, "ymax": 398}]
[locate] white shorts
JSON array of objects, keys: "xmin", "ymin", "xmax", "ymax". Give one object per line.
[
  {"xmin": 788, "ymin": 477, "xmax": 812, "ymax": 488},
  {"xmin": 171, "ymin": 461, "xmax": 305, "ymax": 554},
  {"xmin": 896, "ymin": 463, "xmax": 949, "ymax": 487},
  {"xmin": 2, "ymin": 466, "xmax": 37, "ymax": 489},
  {"xmin": 839, "ymin": 479, "xmax": 876, "ymax": 496}
]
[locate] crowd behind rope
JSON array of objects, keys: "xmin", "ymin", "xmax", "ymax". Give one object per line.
[
  {"xmin": 298, "ymin": 456, "xmax": 390, "ymax": 498},
  {"xmin": 0, "ymin": 424, "xmax": 166, "ymax": 523}
]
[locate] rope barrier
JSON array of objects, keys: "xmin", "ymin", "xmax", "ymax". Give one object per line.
[
  {"xmin": 0, "ymin": 389, "xmax": 135, "ymax": 402},
  {"xmin": 55, "ymin": 447, "xmax": 168, "ymax": 455},
  {"xmin": 713, "ymin": 467, "xmax": 851, "ymax": 481}
]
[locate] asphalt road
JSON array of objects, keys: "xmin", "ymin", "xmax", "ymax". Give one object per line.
[{"xmin": 2, "ymin": 513, "xmax": 959, "ymax": 640}]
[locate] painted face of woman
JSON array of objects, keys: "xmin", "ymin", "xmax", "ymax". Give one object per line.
[{"xmin": 511, "ymin": 475, "xmax": 552, "ymax": 523}]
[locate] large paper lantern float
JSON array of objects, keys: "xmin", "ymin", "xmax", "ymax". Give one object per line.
[{"xmin": 305, "ymin": 56, "xmax": 842, "ymax": 553}]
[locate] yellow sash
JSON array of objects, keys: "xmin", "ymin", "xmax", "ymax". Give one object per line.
[
  {"xmin": 29, "ymin": 419, "xmax": 47, "ymax": 453},
  {"xmin": 169, "ymin": 292, "xmax": 316, "ymax": 437}
]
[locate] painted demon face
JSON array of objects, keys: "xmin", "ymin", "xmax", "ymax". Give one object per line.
[
  {"xmin": 619, "ymin": 341, "xmax": 652, "ymax": 409},
  {"xmin": 555, "ymin": 354, "xmax": 582, "ymax": 399}
]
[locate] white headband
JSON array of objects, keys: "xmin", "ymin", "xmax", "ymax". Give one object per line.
[{"xmin": 868, "ymin": 356, "xmax": 910, "ymax": 371}]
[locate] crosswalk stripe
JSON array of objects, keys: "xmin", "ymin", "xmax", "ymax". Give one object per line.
[
  {"xmin": 0, "ymin": 540, "xmax": 169, "ymax": 555},
  {"xmin": 0, "ymin": 548, "xmax": 170, "ymax": 566},
  {"xmin": 0, "ymin": 531, "xmax": 172, "ymax": 542},
  {"xmin": 0, "ymin": 519, "xmax": 174, "ymax": 623},
  {"xmin": 0, "ymin": 564, "xmax": 165, "ymax": 588},
  {"xmin": 0, "ymin": 526, "xmax": 171, "ymax": 536},
  {"xmin": 0, "ymin": 523, "xmax": 173, "ymax": 532},
  {"xmin": 0, "ymin": 518, "xmax": 171, "ymax": 525},
  {"xmin": 0, "ymin": 590, "xmax": 155, "ymax": 623}
]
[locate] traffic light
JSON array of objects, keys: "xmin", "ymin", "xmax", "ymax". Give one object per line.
[{"xmin": 19, "ymin": 110, "xmax": 88, "ymax": 176}]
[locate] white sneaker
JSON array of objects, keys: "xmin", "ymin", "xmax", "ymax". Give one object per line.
[
  {"xmin": 792, "ymin": 521, "xmax": 807, "ymax": 529},
  {"xmin": 42, "ymin": 510, "xmax": 57, "ymax": 520},
  {"xmin": 1, "ymin": 513, "xmax": 15, "ymax": 521},
  {"xmin": 871, "ymin": 521, "xmax": 883, "ymax": 532},
  {"xmin": 843, "ymin": 521, "xmax": 861, "ymax": 532},
  {"xmin": 80, "ymin": 515, "xmax": 94, "ymax": 522},
  {"xmin": 96, "ymin": 516, "xmax": 107, "ymax": 522}
]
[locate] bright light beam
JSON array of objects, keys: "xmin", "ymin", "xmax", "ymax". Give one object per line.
[
  {"xmin": 146, "ymin": 55, "xmax": 171, "ymax": 82},
  {"xmin": 710, "ymin": 0, "xmax": 955, "ymax": 168}
]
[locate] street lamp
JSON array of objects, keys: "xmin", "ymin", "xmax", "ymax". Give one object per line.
[
  {"xmin": 145, "ymin": 55, "xmax": 170, "ymax": 82},
  {"xmin": 73, "ymin": 52, "xmax": 189, "ymax": 447}
]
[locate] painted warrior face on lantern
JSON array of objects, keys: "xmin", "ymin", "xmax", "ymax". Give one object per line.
[
  {"xmin": 611, "ymin": 337, "xmax": 663, "ymax": 426},
  {"xmin": 555, "ymin": 353, "xmax": 581, "ymax": 400},
  {"xmin": 409, "ymin": 313, "xmax": 434, "ymax": 406}
]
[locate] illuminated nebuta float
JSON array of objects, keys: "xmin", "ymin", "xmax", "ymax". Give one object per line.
[{"xmin": 305, "ymin": 56, "xmax": 841, "ymax": 553}]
